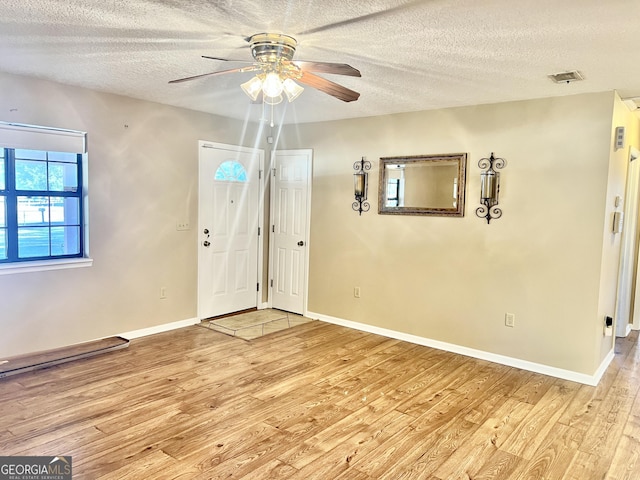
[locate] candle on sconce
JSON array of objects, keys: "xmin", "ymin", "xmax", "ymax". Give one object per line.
[
  {"xmin": 354, "ymin": 172, "xmax": 366, "ymax": 198},
  {"xmin": 480, "ymin": 171, "xmax": 496, "ymax": 201}
]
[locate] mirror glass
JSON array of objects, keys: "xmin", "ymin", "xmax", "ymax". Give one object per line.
[{"xmin": 378, "ymin": 153, "xmax": 467, "ymax": 216}]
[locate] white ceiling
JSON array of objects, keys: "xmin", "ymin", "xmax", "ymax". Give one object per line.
[{"xmin": 1, "ymin": 0, "xmax": 640, "ymax": 124}]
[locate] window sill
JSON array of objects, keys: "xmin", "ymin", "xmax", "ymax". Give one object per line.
[{"xmin": 0, "ymin": 257, "xmax": 93, "ymax": 275}]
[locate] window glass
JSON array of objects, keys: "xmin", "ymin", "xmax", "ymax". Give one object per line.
[
  {"xmin": 0, "ymin": 197, "xmax": 5, "ymax": 260},
  {"xmin": 14, "ymin": 194, "xmax": 81, "ymax": 259},
  {"xmin": 0, "ymin": 150, "xmax": 4, "ymax": 190},
  {"xmin": 17, "ymin": 196, "xmax": 49, "ymax": 226},
  {"xmin": 51, "ymin": 197, "xmax": 80, "ymax": 225},
  {"xmin": 51, "ymin": 226, "xmax": 80, "ymax": 255},
  {"xmin": 0, "ymin": 229, "xmax": 6, "ymax": 260},
  {"xmin": 215, "ymin": 160, "xmax": 248, "ymax": 182},
  {"xmin": 48, "ymin": 162, "xmax": 78, "ymax": 192},
  {"xmin": 15, "ymin": 159, "xmax": 47, "ymax": 191},
  {"xmin": 47, "ymin": 151, "xmax": 77, "ymax": 163},
  {"xmin": 18, "ymin": 227, "xmax": 50, "ymax": 258},
  {"xmin": 15, "ymin": 149, "xmax": 47, "ymax": 161}
]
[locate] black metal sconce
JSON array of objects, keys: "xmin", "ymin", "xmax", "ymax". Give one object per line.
[
  {"xmin": 352, "ymin": 157, "xmax": 371, "ymax": 215},
  {"xmin": 476, "ymin": 152, "xmax": 506, "ymax": 224}
]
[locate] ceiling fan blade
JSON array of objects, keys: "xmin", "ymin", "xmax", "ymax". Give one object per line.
[
  {"xmin": 297, "ymin": 71, "xmax": 360, "ymax": 102},
  {"xmin": 202, "ymin": 55, "xmax": 254, "ymax": 64},
  {"xmin": 297, "ymin": 0, "xmax": 425, "ymax": 35},
  {"xmin": 169, "ymin": 65, "xmax": 260, "ymax": 84},
  {"xmin": 291, "ymin": 61, "xmax": 361, "ymax": 77}
]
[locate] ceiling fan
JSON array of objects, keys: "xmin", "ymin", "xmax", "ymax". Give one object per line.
[{"xmin": 169, "ymin": 33, "xmax": 361, "ymax": 104}]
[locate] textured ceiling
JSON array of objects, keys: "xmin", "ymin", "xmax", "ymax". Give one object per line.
[{"xmin": 1, "ymin": 0, "xmax": 640, "ymax": 124}]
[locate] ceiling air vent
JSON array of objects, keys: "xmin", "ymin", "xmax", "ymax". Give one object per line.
[{"xmin": 548, "ymin": 71, "xmax": 584, "ymax": 84}]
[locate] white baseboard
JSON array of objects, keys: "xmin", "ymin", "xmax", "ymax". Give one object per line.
[
  {"xmin": 308, "ymin": 311, "xmax": 613, "ymax": 386},
  {"xmin": 592, "ymin": 349, "xmax": 615, "ymax": 385},
  {"xmin": 120, "ymin": 317, "xmax": 200, "ymax": 340},
  {"xmin": 615, "ymin": 322, "xmax": 633, "ymax": 338}
]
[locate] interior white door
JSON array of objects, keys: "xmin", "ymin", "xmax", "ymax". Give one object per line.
[
  {"xmin": 626, "ymin": 147, "xmax": 640, "ymax": 333},
  {"xmin": 198, "ymin": 142, "xmax": 261, "ymax": 319},
  {"xmin": 270, "ymin": 149, "xmax": 312, "ymax": 315},
  {"xmin": 616, "ymin": 147, "xmax": 640, "ymax": 336}
]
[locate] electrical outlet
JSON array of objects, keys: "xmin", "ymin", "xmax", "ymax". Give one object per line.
[
  {"xmin": 176, "ymin": 221, "xmax": 190, "ymax": 231},
  {"xmin": 160, "ymin": 287, "xmax": 167, "ymax": 299},
  {"xmin": 505, "ymin": 313, "xmax": 515, "ymax": 327},
  {"xmin": 354, "ymin": 287, "xmax": 361, "ymax": 298}
]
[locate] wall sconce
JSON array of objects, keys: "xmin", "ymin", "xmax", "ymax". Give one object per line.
[
  {"xmin": 353, "ymin": 157, "xmax": 371, "ymax": 215},
  {"xmin": 476, "ymin": 152, "xmax": 506, "ymax": 224}
]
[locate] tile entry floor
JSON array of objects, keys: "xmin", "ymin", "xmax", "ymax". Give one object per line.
[{"xmin": 202, "ymin": 309, "xmax": 316, "ymax": 340}]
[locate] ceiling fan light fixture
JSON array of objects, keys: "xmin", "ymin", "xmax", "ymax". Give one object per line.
[
  {"xmin": 264, "ymin": 93, "xmax": 283, "ymax": 105},
  {"xmin": 283, "ymin": 78, "xmax": 304, "ymax": 102},
  {"xmin": 262, "ymin": 72, "xmax": 284, "ymax": 98},
  {"xmin": 241, "ymin": 76, "xmax": 263, "ymax": 101}
]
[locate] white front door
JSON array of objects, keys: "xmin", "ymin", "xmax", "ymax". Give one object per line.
[
  {"xmin": 270, "ymin": 149, "xmax": 312, "ymax": 315},
  {"xmin": 198, "ymin": 141, "xmax": 263, "ymax": 319}
]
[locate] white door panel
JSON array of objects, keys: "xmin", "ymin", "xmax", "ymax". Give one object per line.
[
  {"xmin": 198, "ymin": 142, "xmax": 263, "ymax": 319},
  {"xmin": 270, "ymin": 149, "xmax": 312, "ymax": 315}
]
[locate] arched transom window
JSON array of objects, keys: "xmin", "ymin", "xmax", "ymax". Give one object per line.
[{"xmin": 214, "ymin": 160, "xmax": 248, "ymax": 182}]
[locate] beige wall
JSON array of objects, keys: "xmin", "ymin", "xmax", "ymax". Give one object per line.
[
  {"xmin": 1, "ymin": 69, "xmax": 635, "ymax": 379},
  {"xmin": 0, "ymin": 72, "xmax": 262, "ymax": 358},
  {"xmin": 278, "ymin": 91, "xmax": 625, "ymax": 375}
]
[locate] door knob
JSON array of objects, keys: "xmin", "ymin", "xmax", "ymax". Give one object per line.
[
  {"xmin": 297, "ymin": 241, "xmax": 304, "ymax": 247},
  {"xmin": 203, "ymin": 241, "xmax": 210, "ymax": 247},
  {"xmin": 203, "ymin": 228, "xmax": 209, "ymax": 234}
]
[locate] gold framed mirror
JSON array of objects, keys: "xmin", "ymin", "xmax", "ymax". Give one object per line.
[{"xmin": 378, "ymin": 153, "xmax": 467, "ymax": 216}]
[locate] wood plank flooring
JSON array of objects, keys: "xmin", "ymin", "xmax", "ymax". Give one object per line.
[{"xmin": 1, "ymin": 321, "xmax": 639, "ymax": 479}]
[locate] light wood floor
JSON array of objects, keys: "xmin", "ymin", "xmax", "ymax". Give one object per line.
[{"xmin": 1, "ymin": 321, "xmax": 639, "ymax": 479}]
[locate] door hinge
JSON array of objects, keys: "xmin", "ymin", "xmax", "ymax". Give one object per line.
[
  {"xmin": 258, "ymin": 227, "xmax": 261, "ymax": 236},
  {"xmin": 270, "ymin": 279, "xmax": 273, "ymax": 287},
  {"xmin": 272, "ymin": 168, "xmax": 276, "ymax": 177},
  {"xmin": 257, "ymin": 282, "xmax": 260, "ymax": 292},
  {"xmin": 272, "ymin": 225, "xmax": 275, "ymax": 233},
  {"xmin": 259, "ymin": 170, "xmax": 262, "ymax": 180}
]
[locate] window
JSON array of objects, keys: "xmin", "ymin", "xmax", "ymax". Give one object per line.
[
  {"xmin": 0, "ymin": 122, "xmax": 87, "ymax": 266},
  {"xmin": 214, "ymin": 160, "xmax": 248, "ymax": 182},
  {"xmin": 386, "ymin": 179, "xmax": 401, "ymax": 207}
]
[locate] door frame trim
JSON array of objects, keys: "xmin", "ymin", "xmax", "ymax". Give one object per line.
[
  {"xmin": 268, "ymin": 149, "xmax": 313, "ymax": 315},
  {"xmin": 197, "ymin": 140, "xmax": 265, "ymax": 320}
]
